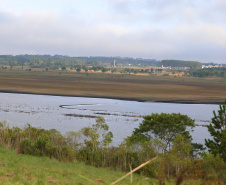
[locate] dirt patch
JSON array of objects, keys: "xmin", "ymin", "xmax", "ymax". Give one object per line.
[
  {"xmin": 95, "ymin": 179, "xmax": 105, "ymax": 184},
  {"xmin": 4, "ymin": 174, "xmax": 14, "ymax": 177},
  {"xmin": 48, "ymin": 179, "xmax": 61, "ymax": 184}
]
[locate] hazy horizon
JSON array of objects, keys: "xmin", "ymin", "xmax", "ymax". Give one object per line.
[{"xmin": 1, "ymin": 0, "xmax": 226, "ymax": 63}]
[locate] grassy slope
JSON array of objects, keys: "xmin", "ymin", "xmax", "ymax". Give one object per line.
[
  {"xmin": 0, "ymin": 70, "xmax": 226, "ymax": 103},
  {"xmin": 0, "ymin": 147, "xmax": 154, "ymax": 185},
  {"xmin": 0, "ymin": 147, "xmax": 216, "ymax": 185}
]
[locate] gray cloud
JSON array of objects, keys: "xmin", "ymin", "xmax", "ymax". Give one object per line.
[
  {"xmin": 0, "ymin": 9, "xmax": 15, "ymax": 23},
  {"xmin": 0, "ymin": 1, "xmax": 226, "ymax": 63}
]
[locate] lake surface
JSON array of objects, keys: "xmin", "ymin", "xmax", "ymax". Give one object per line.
[{"xmin": 0, "ymin": 92, "xmax": 219, "ymax": 145}]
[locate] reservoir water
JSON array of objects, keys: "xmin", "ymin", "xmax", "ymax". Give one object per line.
[{"xmin": 0, "ymin": 92, "xmax": 219, "ymax": 145}]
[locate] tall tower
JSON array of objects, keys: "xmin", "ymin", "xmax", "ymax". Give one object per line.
[{"xmin": 114, "ymin": 60, "xmax": 116, "ymax": 67}]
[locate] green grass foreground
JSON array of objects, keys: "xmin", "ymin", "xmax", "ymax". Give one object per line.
[
  {"xmin": 0, "ymin": 147, "xmax": 154, "ymax": 185},
  {"xmin": 0, "ymin": 117, "xmax": 225, "ymax": 184}
]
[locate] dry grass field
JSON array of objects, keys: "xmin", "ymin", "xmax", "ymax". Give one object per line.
[{"xmin": 0, "ymin": 69, "xmax": 226, "ymax": 103}]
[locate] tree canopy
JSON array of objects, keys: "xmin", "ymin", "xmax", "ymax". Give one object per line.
[
  {"xmin": 190, "ymin": 67, "xmax": 226, "ymax": 78},
  {"xmin": 205, "ymin": 100, "xmax": 226, "ymax": 161},
  {"xmin": 129, "ymin": 113, "xmax": 195, "ymax": 152}
]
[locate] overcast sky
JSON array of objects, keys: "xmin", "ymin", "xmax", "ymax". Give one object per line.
[{"xmin": 0, "ymin": 0, "xmax": 226, "ymax": 63}]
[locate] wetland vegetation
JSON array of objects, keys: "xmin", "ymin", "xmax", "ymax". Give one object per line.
[
  {"xmin": 1, "ymin": 66, "xmax": 226, "ymax": 104},
  {"xmin": 1, "ymin": 54, "xmax": 226, "ymax": 104},
  {"xmin": 0, "ymin": 55, "xmax": 226, "ymax": 184},
  {"xmin": 0, "ymin": 104, "xmax": 225, "ymax": 184}
]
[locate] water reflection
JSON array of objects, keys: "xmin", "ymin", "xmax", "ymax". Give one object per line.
[{"xmin": 0, "ymin": 92, "xmax": 219, "ymax": 145}]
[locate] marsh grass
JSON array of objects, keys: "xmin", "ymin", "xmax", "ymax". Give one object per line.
[{"xmin": 0, "ymin": 70, "xmax": 226, "ymax": 103}]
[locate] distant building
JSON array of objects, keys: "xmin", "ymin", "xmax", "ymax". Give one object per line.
[
  {"xmin": 113, "ymin": 60, "xmax": 116, "ymax": 67},
  {"xmin": 202, "ymin": 65, "xmax": 221, "ymax": 68}
]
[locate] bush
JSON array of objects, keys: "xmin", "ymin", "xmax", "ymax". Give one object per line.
[
  {"xmin": 202, "ymin": 153, "xmax": 226, "ymax": 182},
  {"xmin": 19, "ymin": 137, "xmax": 33, "ymax": 155}
]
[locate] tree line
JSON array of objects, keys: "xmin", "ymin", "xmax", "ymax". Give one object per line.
[
  {"xmin": 0, "ymin": 55, "xmax": 158, "ymax": 69},
  {"xmin": 159, "ymin": 60, "xmax": 202, "ymax": 69},
  {"xmin": 1, "ymin": 55, "xmax": 206, "ymax": 70},
  {"xmin": 189, "ymin": 67, "xmax": 226, "ymax": 78}
]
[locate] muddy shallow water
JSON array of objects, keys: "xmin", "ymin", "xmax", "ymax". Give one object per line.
[{"xmin": 0, "ymin": 92, "xmax": 219, "ymax": 145}]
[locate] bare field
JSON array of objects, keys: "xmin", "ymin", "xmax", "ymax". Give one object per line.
[{"xmin": 0, "ymin": 70, "xmax": 226, "ymax": 103}]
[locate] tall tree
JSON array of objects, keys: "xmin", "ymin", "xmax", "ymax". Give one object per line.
[
  {"xmin": 205, "ymin": 100, "xmax": 226, "ymax": 161},
  {"xmin": 129, "ymin": 113, "xmax": 195, "ymax": 152},
  {"xmin": 165, "ymin": 134, "xmax": 192, "ymax": 177}
]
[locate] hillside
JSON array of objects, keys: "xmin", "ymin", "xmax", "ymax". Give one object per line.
[{"xmin": 0, "ymin": 147, "xmax": 153, "ymax": 185}]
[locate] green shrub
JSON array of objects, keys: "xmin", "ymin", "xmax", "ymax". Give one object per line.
[{"xmin": 19, "ymin": 137, "xmax": 33, "ymax": 154}]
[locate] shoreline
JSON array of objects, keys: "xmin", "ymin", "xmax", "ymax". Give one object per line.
[{"xmin": 0, "ymin": 90, "xmax": 223, "ymax": 105}]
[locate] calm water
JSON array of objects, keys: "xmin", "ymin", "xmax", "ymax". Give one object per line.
[{"xmin": 0, "ymin": 92, "xmax": 219, "ymax": 145}]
